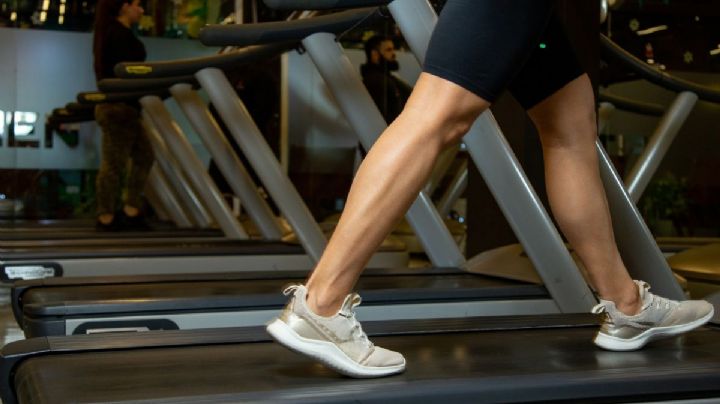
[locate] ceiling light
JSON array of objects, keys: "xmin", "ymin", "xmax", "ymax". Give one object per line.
[{"xmin": 636, "ymin": 25, "xmax": 668, "ymax": 36}]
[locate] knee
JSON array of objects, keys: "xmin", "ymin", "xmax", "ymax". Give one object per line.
[
  {"xmin": 400, "ymin": 105, "xmax": 481, "ymax": 151},
  {"xmin": 537, "ymin": 108, "xmax": 597, "ymax": 150},
  {"xmin": 439, "ymin": 113, "xmax": 476, "ymax": 146}
]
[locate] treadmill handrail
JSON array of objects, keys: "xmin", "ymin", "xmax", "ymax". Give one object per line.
[
  {"xmin": 601, "ymin": 34, "xmax": 720, "ymax": 103},
  {"xmin": 199, "ymin": 8, "xmax": 377, "ymax": 47},
  {"xmin": 65, "ymin": 102, "xmax": 92, "ymax": 112},
  {"xmin": 97, "ymin": 75, "xmax": 197, "ymax": 93},
  {"xmin": 47, "ymin": 114, "xmax": 93, "ymax": 125},
  {"xmin": 264, "ymin": 0, "xmax": 389, "ymax": 10},
  {"xmin": 76, "ymin": 89, "xmax": 169, "ymax": 104},
  {"xmin": 598, "ymin": 90, "xmax": 665, "ymax": 116},
  {"xmin": 114, "ymin": 42, "xmax": 296, "ymax": 78}
]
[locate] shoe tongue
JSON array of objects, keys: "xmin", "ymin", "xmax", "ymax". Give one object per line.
[{"xmin": 636, "ymin": 281, "xmax": 653, "ymax": 308}]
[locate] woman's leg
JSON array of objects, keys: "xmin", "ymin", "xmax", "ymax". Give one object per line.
[
  {"xmin": 95, "ymin": 104, "xmax": 134, "ymax": 224},
  {"xmin": 305, "ymin": 72, "xmax": 489, "ymax": 316},
  {"xmin": 124, "ymin": 119, "xmax": 155, "ymax": 216},
  {"xmin": 526, "ymin": 74, "xmax": 640, "ymax": 315}
]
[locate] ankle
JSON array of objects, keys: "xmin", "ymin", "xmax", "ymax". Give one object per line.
[
  {"xmin": 305, "ymin": 286, "xmax": 343, "ymax": 317},
  {"xmin": 604, "ymin": 282, "xmax": 642, "ymax": 316}
]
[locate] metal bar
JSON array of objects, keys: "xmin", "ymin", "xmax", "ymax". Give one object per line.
[
  {"xmin": 141, "ymin": 113, "xmax": 213, "ymax": 228},
  {"xmin": 438, "ymin": 160, "xmax": 468, "ymax": 218},
  {"xmin": 463, "ymin": 114, "xmax": 597, "ymax": 312},
  {"xmin": 624, "ymin": 91, "xmax": 698, "ymax": 203},
  {"xmin": 140, "ymin": 96, "xmax": 248, "ymax": 239},
  {"xmin": 170, "ymin": 84, "xmax": 284, "ymax": 239},
  {"xmin": 598, "ymin": 142, "xmax": 685, "ymax": 300},
  {"xmin": 195, "ymin": 68, "xmax": 327, "ymax": 262},
  {"xmin": 145, "ymin": 166, "xmax": 194, "ymax": 228},
  {"xmin": 425, "ymin": 145, "xmax": 459, "ymax": 196}
]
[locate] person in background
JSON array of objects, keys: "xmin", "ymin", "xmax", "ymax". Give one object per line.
[
  {"xmin": 361, "ymin": 35, "xmax": 412, "ymax": 124},
  {"xmin": 92, "ymin": 0, "xmax": 154, "ymax": 231}
]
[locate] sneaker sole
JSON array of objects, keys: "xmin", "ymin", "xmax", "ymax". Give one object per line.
[
  {"xmin": 266, "ymin": 318, "xmax": 406, "ymax": 378},
  {"xmin": 594, "ymin": 307, "xmax": 715, "ymax": 351}
]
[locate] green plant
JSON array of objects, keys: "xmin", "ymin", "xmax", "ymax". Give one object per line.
[{"xmin": 641, "ymin": 174, "xmax": 689, "ymax": 234}]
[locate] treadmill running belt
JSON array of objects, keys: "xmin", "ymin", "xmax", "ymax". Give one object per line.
[{"xmin": 8, "ymin": 317, "xmax": 720, "ymax": 403}]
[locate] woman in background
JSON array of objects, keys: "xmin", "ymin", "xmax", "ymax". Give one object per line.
[{"xmin": 92, "ymin": 0, "xmax": 154, "ymax": 231}]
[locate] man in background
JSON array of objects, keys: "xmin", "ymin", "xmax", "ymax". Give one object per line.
[{"xmin": 361, "ymin": 35, "xmax": 412, "ymax": 123}]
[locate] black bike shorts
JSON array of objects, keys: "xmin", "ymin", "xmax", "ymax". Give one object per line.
[{"xmin": 423, "ymin": 0, "xmax": 585, "ymax": 110}]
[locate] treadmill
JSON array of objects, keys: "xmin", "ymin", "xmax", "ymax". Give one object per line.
[
  {"xmin": 2, "ymin": 5, "xmax": 718, "ymax": 402},
  {"xmin": 2, "ymin": 315, "xmax": 719, "ymax": 403},
  {"xmin": 1, "ymin": 104, "xmax": 226, "ymax": 240},
  {"xmin": 7, "ymin": 8, "xmax": 589, "ymax": 337},
  {"xmin": 13, "ymin": 268, "xmax": 556, "ymax": 337},
  {"xmin": 7, "ymin": 4, "xmax": 695, "ymax": 339},
  {"xmin": 1, "ymin": 100, "xmax": 229, "ymax": 239},
  {"xmin": 0, "ymin": 46, "xmax": 409, "ymax": 282}
]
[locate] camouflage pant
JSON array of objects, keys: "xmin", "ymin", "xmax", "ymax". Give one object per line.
[{"xmin": 95, "ymin": 103, "xmax": 154, "ymax": 215}]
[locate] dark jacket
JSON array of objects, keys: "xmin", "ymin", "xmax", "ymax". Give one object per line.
[{"xmin": 360, "ymin": 62, "xmax": 412, "ymax": 123}]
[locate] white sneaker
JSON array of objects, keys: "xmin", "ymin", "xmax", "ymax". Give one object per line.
[
  {"xmin": 592, "ymin": 280, "xmax": 714, "ymax": 351},
  {"xmin": 266, "ymin": 285, "xmax": 406, "ymax": 378}
]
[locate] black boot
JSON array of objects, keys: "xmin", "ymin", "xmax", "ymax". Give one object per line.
[
  {"xmin": 95, "ymin": 215, "xmax": 120, "ymax": 232},
  {"xmin": 119, "ymin": 211, "xmax": 151, "ymax": 231}
]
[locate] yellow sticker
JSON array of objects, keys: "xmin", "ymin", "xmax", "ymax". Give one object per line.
[
  {"xmin": 84, "ymin": 93, "xmax": 106, "ymax": 101},
  {"xmin": 126, "ymin": 65, "xmax": 153, "ymax": 74}
]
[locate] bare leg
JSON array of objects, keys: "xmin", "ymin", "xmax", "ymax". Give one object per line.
[
  {"xmin": 527, "ymin": 74, "xmax": 641, "ymax": 315},
  {"xmin": 306, "ymin": 73, "xmax": 488, "ymax": 316}
]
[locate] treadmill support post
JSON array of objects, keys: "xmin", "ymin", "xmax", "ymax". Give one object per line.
[
  {"xmin": 140, "ymin": 96, "xmax": 249, "ymax": 239},
  {"xmin": 145, "ymin": 166, "xmax": 194, "ymax": 228},
  {"xmin": 141, "ymin": 114, "xmax": 214, "ymax": 228},
  {"xmin": 196, "ymin": 68, "xmax": 327, "ymax": 263},
  {"xmin": 598, "ymin": 143, "xmax": 685, "ymax": 299},
  {"xmin": 170, "ymin": 83, "xmax": 285, "ymax": 240}
]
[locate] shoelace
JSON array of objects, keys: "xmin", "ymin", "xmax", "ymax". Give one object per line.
[
  {"xmin": 339, "ymin": 294, "xmax": 373, "ymax": 349},
  {"xmin": 591, "ymin": 303, "xmax": 607, "ymax": 315},
  {"xmin": 649, "ymin": 293, "xmax": 679, "ymax": 311},
  {"xmin": 283, "ymin": 284, "xmax": 300, "ymax": 296},
  {"xmin": 591, "ymin": 282, "xmax": 679, "ymax": 328}
]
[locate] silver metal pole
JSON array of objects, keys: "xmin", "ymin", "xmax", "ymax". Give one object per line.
[
  {"xmin": 141, "ymin": 113, "xmax": 213, "ymax": 228},
  {"xmin": 464, "ymin": 114, "xmax": 598, "ymax": 311},
  {"xmin": 438, "ymin": 160, "xmax": 468, "ymax": 218},
  {"xmin": 598, "ymin": 142, "xmax": 685, "ymax": 300},
  {"xmin": 196, "ymin": 68, "xmax": 327, "ymax": 262},
  {"xmin": 144, "ymin": 171, "xmax": 171, "ymax": 222},
  {"xmin": 140, "ymin": 96, "xmax": 248, "ymax": 239},
  {"xmin": 170, "ymin": 83, "xmax": 285, "ymax": 239},
  {"xmin": 425, "ymin": 145, "xmax": 459, "ymax": 196},
  {"xmin": 387, "ymin": 0, "xmax": 436, "ymax": 62},
  {"xmin": 145, "ymin": 165, "xmax": 194, "ymax": 227},
  {"xmin": 302, "ymin": 32, "xmax": 466, "ymax": 268},
  {"xmin": 624, "ymin": 91, "xmax": 698, "ymax": 203}
]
